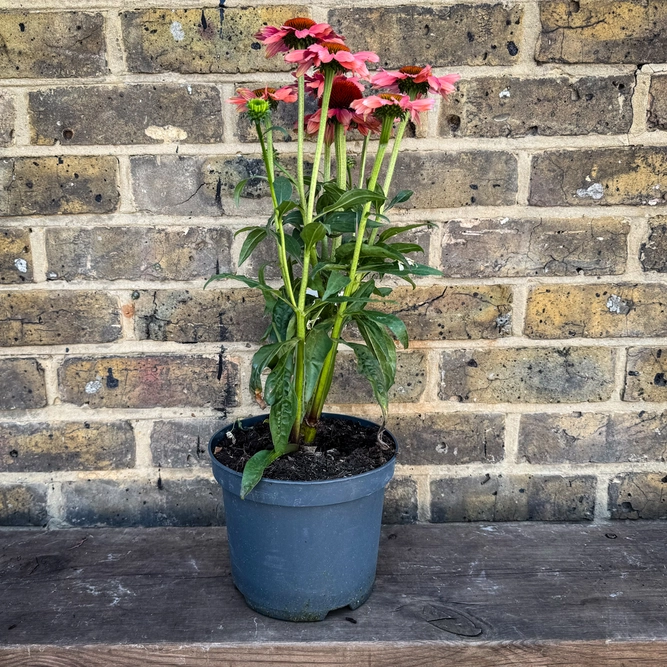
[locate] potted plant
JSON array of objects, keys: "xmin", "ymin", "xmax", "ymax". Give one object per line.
[{"xmin": 207, "ymin": 17, "xmax": 459, "ymax": 621}]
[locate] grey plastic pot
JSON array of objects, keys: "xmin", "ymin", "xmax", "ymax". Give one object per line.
[{"xmin": 209, "ymin": 413, "xmax": 396, "ymax": 622}]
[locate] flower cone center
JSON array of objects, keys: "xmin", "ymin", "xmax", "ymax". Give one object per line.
[{"xmin": 284, "ymin": 17, "xmax": 316, "ymax": 30}]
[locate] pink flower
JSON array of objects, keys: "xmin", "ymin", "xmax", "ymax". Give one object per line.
[
  {"xmin": 304, "ymin": 72, "xmax": 364, "ymax": 99},
  {"xmin": 255, "ymin": 18, "xmax": 339, "ymax": 58},
  {"xmin": 371, "ymin": 65, "xmax": 460, "ymax": 98},
  {"xmin": 285, "ymin": 41, "xmax": 379, "ymax": 78},
  {"xmin": 351, "ymin": 93, "xmax": 434, "ymax": 124},
  {"xmin": 228, "ymin": 86, "xmax": 297, "ymax": 112},
  {"xmin": 303, "ymin": 76, "xmax": 380, "ymax": 143}
]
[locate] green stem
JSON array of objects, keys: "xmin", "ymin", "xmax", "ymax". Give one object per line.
[
  {"xmin": 296, "ymin": 75, "xmax": 307, "ymax": 208},
  {"xmin": 357, "ymin": 134, "xmax": 369, "ymax": 189},
  {"xmin": 324, "ymin": 142, "xmax": 331, "ymax": 182},
  {"xmin": 256, "ymin": 118, "xmax": 296, "ymax": 308},
  {"xmin": 334, "ymin": 121, "xmax": 347, "ymax": 190}
]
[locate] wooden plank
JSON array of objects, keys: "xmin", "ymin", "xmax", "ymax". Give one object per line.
[{"xmin": 1, "ymin": 523, "xmax": 666, "ymax": 665}]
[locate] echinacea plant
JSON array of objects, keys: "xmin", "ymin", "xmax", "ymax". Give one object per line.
[{"xmin": 208, "ymin": 17, "xmax": 460, "ymax": 497}]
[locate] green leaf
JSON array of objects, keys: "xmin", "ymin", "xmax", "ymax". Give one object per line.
[
  {"xmin": 241, "ymin": 449, "xmax": 280, "ymax": 499},
  {"xmin": 356, "ymin": 318, "xmax": 396, "ymax": 390},
  {"xmin": 301, "ymin": 222, "xmax": 327, "ymax": 250},
  {"xmin": 346, "ymin": 342, "xmax": 388, "ymax": 419},
  {"xmin": 388, "ymin": 242, "xmax": 425, "ymax": 255},
  {"xmin": 377, "ymin": 222, "xmax": 434, "ymax": 243},
  {"xmin": 322, "ymin": 271, "xmax": 350, "ymax": 301},
  {"xmin": 304, "ymin": 327, "xmax": 333, "ymax": 404},
  {"xmin": 250, "ymin": 340, "xmax": 296, "ymax": 393},
  {"xmin": 264, "ymin": 125, "xmax": 291, "ymax": 139},
  {"xmin": 336, "ymin": 243, "xmax": 406, "ymax": 264},
  {"xmin": 284, "ymin": 232, "xmax": 303, "ymax": 261},
  {"xmin": 317, "ymin": 188, "xmax": 386, "ymax": 217},
  {"xmin": 274, "ymin": 176, "xmax": 293, "ymax": 205},
  {"xmin": 268, "ymin": 298, "xmax": 295, "ymax": 343},
  {"xmin": 277, "ymin": 200, "xmax": 297, "ymax": 216},
  {"xmin": 283, "ymin": 208, "xmax": 303, "ymax": 229},
  {"xmin": 238, "ymin": 228, "xmax": 267, "ymax": 266},
  {"xmin": 264, "ymin": 353, "xmax": 298, "ymax": 453},
  {"xmin": 361, "ymin": 311, "xmax": 409, "ymax": 348},
  {"xmin": 233, "ymin": 179, "xmax": 249, "ymax": 206},
  {"xmin": 385, "ymin": 189, "xmax": 413, "ymax": 210}
]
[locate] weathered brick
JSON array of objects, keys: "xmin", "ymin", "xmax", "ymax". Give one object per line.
[
  {"xmin": 431, "ymin": 474, "xmax": 596, "ymax": 522},
  {"xmin": 389, "ymin": 151, "xmax": 517, "ymax": 209},
  {"xmin": 134, "ymin": 289, "xmax": 267, "ymax": 344},
  {"xmin": 30, "ymin": 85, "xmax": 223, "ymax": 146},
  {"xmin": 150, "ymin": 419, "xmax": 224, "ymax": 468},
  {"xmin": 441, "ymin": 217, "xmax": 628, "ymax": 277},
  {"xmin": 0, "ymin": 483, "xmax": 47, "ymax": 526},
  {"xmin": 0, "ymin": 12, "xmax": 106, "ymax": 78},
  {"xmin": 0, "ymin": 291, "xmax": 121, "ymax": 347},
  {"xmin": 330, "ymin": 4, "xmax": 522, "ymax": 67},
  {"xmin": 530, "ymin": 148, "xmax": 667, "ymax": 207},
  {"xmin": 0, "ymin": 358, "xmax": 46, "ymax": 410},
  {"xmin": 648, "ymin": 76, "xmax": 667, "ymax": 131},
  {"xmin": 439, "ymin": 347, "xmax": 615, "ymax": 403},
  {"xmin": 525, "ymin": 284, "xmax": 667, "ymax": 339},
  {"xmin": 441, "ymin": 76, "xmax": 633, "ymax": 138},
  {"xmin": 640, "ymin": 219, "xmax": 667, "ymax": 272},
  {"xmin": 520, "ymin": 412, "xmax": 667, "ymax": 464},
  {"xmin": 328, "ymin": 351, "xmax": 426, "ymax": 404},
  {"xmin": 387, "ymin": 412, "xmax": 504, "ymax": 465},
  {"xmin": 122, "ymin": 6, "xmax": 309, "ymax": 74},
  {"xmin": 537, "ymin": 1, "xmax": 667, "ymax": 64},
  {"xmin": 624, "ymin": 347, "xmax": 667, "ymax": 402},
  {"xmin": 0, "ymin": 91, "xmax": 14, "ymax": 146},
  {"xmin": 0, "ymin": 227, "xmax": 33, "ymax": 283},
  {"xmin": 609, "ymin": 473, "xmax": 667, "ymax": 519},
  {"xmin": 0, "ymin": 156, "xmax": 119, "ymax": 216},
  {"xmin": 62, "ymin": 477, "xmax": 224, "ymax": 527},
  {"xmin": 382, "ymin": 477, "xmax": 418, "ymax": 524},
  {"xmin": 130, "ymin": 155, "xmax": 272, "ymax": 217},
  {"xmin": 0, "ymin": 421, "xmax": 134, "ymax": 472},
  {"xmin": 374, "ymin": 285, "xmax": 512, "ymax": 340},
  {"xmin": 45, "ymin": 227, "xmax": 232, "ymax": 282},
  {"xmin": 59, "ymin": 355, "xmax": 239, "ymax": 409}
]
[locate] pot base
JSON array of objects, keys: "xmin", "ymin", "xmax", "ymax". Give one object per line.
[{"xmin": 243, "ymin": 585, "xmax": 374, "ymax": 622}]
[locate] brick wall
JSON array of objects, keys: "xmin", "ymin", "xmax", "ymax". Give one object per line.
[{"xmin": 2, "ymin": 0, "xmax": 667, "ymax": 527}]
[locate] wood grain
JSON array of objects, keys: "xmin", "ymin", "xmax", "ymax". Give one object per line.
[{"xmin": 1, "ymin": 524, "xmax": 666, "ymax": 665}]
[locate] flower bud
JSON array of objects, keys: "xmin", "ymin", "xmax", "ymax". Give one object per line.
[{"xmin": 247, "ymin": 97, "xmax": 271, "ymax": 121}]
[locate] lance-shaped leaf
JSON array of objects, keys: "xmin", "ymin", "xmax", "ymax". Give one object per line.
[
  {"xmin": 238, "ymin": 228, "xmax": 267, "ymax": 266},
  {"xmin": 301, "ymin": 221, "xmax": 327, "ymax": 250},
  {"xmin": 304, "ymin": 326, "xmax": 333, "ymax": 405},
  {"xmin": 273, "ymin": 176, "xmax": 293, "ymax": 205},
  {"xmin": 355, "ymin": 317, "xmax": 397, "ymax": 391},
  {"xmin": 317, "ymin": 188, "xmax": 386, "ymax": 217},
  {"xmin": 323, "ymin": 271, "xmax": 351, "ymax": 301},
  {"xmin": 384, "ymin": 189, "xmax": 413, "ymax": 211},
  {"xmin": 250, "ymin": 340, "xmax": 297, "ymax": 394},
  {"xmin": 360, "ymin": 310, "xmax": 409, "ymax": 348},
  {"xmin": 346, "ymin": 342, "xmax": 389, "ymax": 419},
  {"xmin": 377, "ymin": 222, "xmax": 434, "ymax": 243},
  {"xmin": 264, "ymin": 352, "xmax": 298, "ymax": 454},
  {"xmin": 241, "ymin": 449, "xmax": 280, "ymax": 499}
]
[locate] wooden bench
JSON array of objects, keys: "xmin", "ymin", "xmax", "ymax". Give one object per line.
[{"xmin": 1, "ymin": 523, "xmax": 666, "ymax": 666}]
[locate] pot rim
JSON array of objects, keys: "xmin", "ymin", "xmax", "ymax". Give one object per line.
[{"xmin": 208, "ymin": 411, "xmax": 397, "ymax": 488}]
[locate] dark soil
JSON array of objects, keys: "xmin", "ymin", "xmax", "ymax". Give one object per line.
[{"xmin": 212, "ymin": 416, "xmax": 396, "ymax": 482}]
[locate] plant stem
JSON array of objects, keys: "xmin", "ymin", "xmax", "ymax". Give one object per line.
[
  {"xmin": 256, "ymin": 119, "xmax": 296, "ymax": 308},
  {"xmin": 357, "ymin": 134, "xmax": 369, "ymax": 189},
  {"xmin": 324, "ymin": 142, "xmax": 331, "ymax": 182},
  {"xmin": 296, "ymin": 75, "xmax": 307, "ymax": 209},
  {"xmin": 334, "ymin": 121, "xmax": 347, "ymax": 190}
]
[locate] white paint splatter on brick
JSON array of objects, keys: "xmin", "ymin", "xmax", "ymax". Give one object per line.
[
  {"xmin": 13, "ymin": 258, "xmax": 27, "ymax": 273},
  {"xmin": 85, "ymin": 378, "xmax": 103, "ymax": 394},
  {"xmin": 170, "ymin": 21, "xmax": 185, "ymax": 41},
  {"xmin": 499, "ymin": 88, "xmax": 511, "ymax": 98},
  {"xmin": 144, "ymin": 125, "xmax": 188, "ymax": 142},
  {"xmin": 576, "ymin": 182, "xmax": 604, "ymax": 200}
]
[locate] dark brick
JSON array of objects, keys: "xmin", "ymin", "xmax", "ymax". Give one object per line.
[
  {"xmin": 62, "ymin": 477, "xmax": 224, "ymax": 527},
  {"xmin": 439, "ymin": 347, "xmax": 615, "ymax": 403},
  {"xmin": 440, "ymin": 76, "xmax": 634, "ymax": 138},
  {"xmin": 387, "ymin": 412, "xmax": 504, "ymax": 465},
  {"xmin": 431, "ymin": 474, "xmax": 596, "ymax": 522},
  {"xmin": 150, "ymin": 419, "xmax": 225, "ymax": 468},
  {"xmin": 330, "ymin": 4, "xmax": 523, "ymax": 67},
  {"xmin": 0, "ymin": 421, "xmax": 134, "ymax": 472},
  {"xmin": 0, "ymin": 483, "xmax": 48, "ymax": 526},
  {"xmin": 0, "ymin": 12, "xmax": 107, "ymax": 78},
  {"xmin": 30, "ymin": 85, "xmax": 223, "ymax": 145},
  {"xmin": 0, "ymin": 291, "xmax": 121, "ymax": 346},
  {"xmin": 0, "ymin": 227, "xmax": 33, "ymax": 283},
  {"xmin": 624, "ymin": 347, "xmax": 667, "ymax": 402},
  {"xmin": 45, "ymin": 227, "xmax": 232, "ymax": 282},
  {"xmin": 537, "ymin": 1, "xmax": 667, "ymax": 64},
  {"xmin": 0, "ymin": 156, "xmax": 119, "ymax": 216},
  {"xmin": 640, "ymin": 219, "xmax": 667, "ymax": 272},
  {"xmin": 382, "ymin": 477, "xmax": 418, "ymax": 524},
  {"xmin": 0, "ymin": 91, "xmax": 14, "ymax": 145},
  {"xmin": 122, "ymin": 6, "xmax": 309, "ymax": 74},
  {"xmin": 441, "ymin": 217, "xmax": 628, "ymax": 277},
  {"xmin": 59, "ymin": 355, "xmax": 239, "ymax": 409},
  {"xmin": 520, "ymin": 411, "xmax": 667, "ymax": 464},
  {"xmin": 134, "ymin": 289, "xmax": 267, "ymax": 343},
  {"xmin": 609, "ymin": 473, "xmax": 667, "ymax": 519},
  {"xmin": 525, "ymin": 284, "xmax": 667, "ymax": 338},
  {"xmin": 0, "ymin": 358, "xmax": 46, "ymax": 409},
  {"xmin": 530, "ymin": 147, "xmax": 667, "ymax": 207},
  {"xmin": 328, "ymin": 351, "xmax": 426, "ymax": 404}
]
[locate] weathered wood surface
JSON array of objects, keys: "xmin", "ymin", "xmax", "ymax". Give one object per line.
[{"xmin": 1, "ymin": 523, "xmax": 666, "ymax": 666}]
